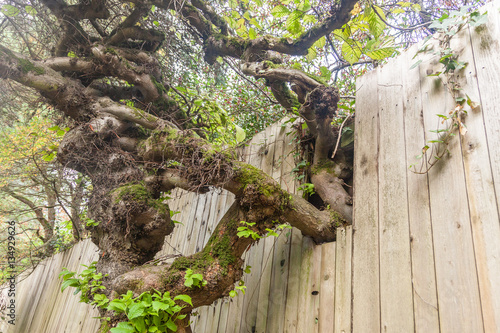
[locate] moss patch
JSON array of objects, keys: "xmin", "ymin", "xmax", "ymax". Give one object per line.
[
  {"xmin": 18, "ymin": 58, "xmax": 45, "ymax": 75},
  {"xmin": 112, "ymin": 182, "xmax": 169, "ymax": 216},
  {"xmin": 329, "ymin": 209, "xmax": 347, "ymax": 228},
  {"xmin": 312, "ymin": 159, "xmax": 337, "ymax": 175}
]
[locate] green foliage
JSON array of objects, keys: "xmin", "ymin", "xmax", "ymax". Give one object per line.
[
  {"xmin": 409, "ymin": 5, "xmax": 486, "ymax": 174},
  {"xmin": 1, "ymin": 5, "xmax": 19, "ymax": 17},
  {"xmin": 59, "ymin": 261, "xmax": 107, "ymax": 305},
  {"xmin": 236, "ymin": 221, "xmax": 291, "ymax": 240},
  {"xmin": 60, "ymin": 265, "xmax": 193, "ymax": 332},
  {"xmin": 80, "ymin": 214, "xmax": 100, "ymax": 227},
  {"xmin": 236, "ymin": 221, "xmax": 260, "ymax": 240},
  {"xmin": 108, "ymin": 290, "xmax": 191, "ymax": 333},
  {"xmin": 183, "ymin": 268, "xmax": 207, "ymax": 288},
  {"xmin": 298, "ymin": 182, "xmax": 315, "ymax": 197},
  {"xmin": 229, "ymin": 280, "xmax": 247, "ymax": 298}
]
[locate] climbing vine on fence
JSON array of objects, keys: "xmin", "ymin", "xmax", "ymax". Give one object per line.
[{"xmin": 409, "ymin": 6, "xmax": 487, "ymax": 173}]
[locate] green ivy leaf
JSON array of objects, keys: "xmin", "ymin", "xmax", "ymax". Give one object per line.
[
  {"xmin": 312, "ymin": 36, "xmax": 326, "ymax": 49},
  {"xmin": 25, "ymin": 5, "xmax": 37, "ymax": 16},
  {"xmin": 286, "ymin": 10, "xmax": 303, "ymax": 34},
  {"xmin": 235, "ymin": 124, "xmax": 246, "ymax": 143},
  {"xmin": 184, "ymin": 277, "xmax": 193, "ymax": 288},
  {"xmin": 249, "ymin": 27, "xmax": 257, "ymax": 39},
  {"xmin": 110, "ymin": 322, "xmax": 135, "ymax": 333},
  {"xmin": 166, "ymin": 318, "xmax": 177, "ymax": 332},
  {"xmin": 127, "ymin": 303, "xmax": 145, "ymax": 320},
  {"xmin": 303, "ymin": 14, "xmax": 317, "ymax": 24},
  {"xmin": 174, "ymin": 294, "xmax": 193, "ymax": 306},
  {"xmin": 1, "ymin": 5, "xmax": 20, "ymax": 17},
  {"xmin": 297, "ymin": 0, "xmax": 311, "ymax": 12},
  {"xmin": 131, "ymin": 317, "xmax": 146, "ymax": 332},
  {"xmin": 306, "ymin": 47, "xmax": 317, "ymax": 61},
  {"xmin": 271, "ymin": 5, "xmax": 290, "ymax": 18},
  {"xmin": 61, "ymin": 278, "xmax": 80, "ymax": 292},
  {"xmin": 42, "ymin": 152, "xmax": 56, "ymax": 162},
  {"xmin": 366, "ymin": 5, "xmax": 386, "ymax": 38},
  {"xmin": 341, "ymin": 40, "xmax": 362, "ymax": 64},
  {"xmin": 108, "ymin": 299, "xmax": 127, "ymax": 313}
]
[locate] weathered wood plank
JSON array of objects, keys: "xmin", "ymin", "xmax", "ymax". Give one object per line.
[
  {"xmin": 419, "ymin": 29, "xmax": 483, "ymax": 332},
  {"xmin": 283, "ymin": 227, "xmax": 304, "ymax": 333},
  {"xmin": 378, "ymin": 53, "xmax": 414, "ymax": 332},
  {"xmin": 318, "ymin": 241, "xmax": 336, "ymax": 333},
  {"xmin": 254, "ymin": 125, "xmax": 279, "ymax": 333},
  {"xmin": 334, "ymin": 226, "xmax": 352, "ymax": 333},
  {"xmin": 266, "ymin": 121, "xmax": 293, "ymax": 333},
  {"xmin": 402, "ymin": 44, "xmax": 440, "ymax": 333},
  {"xmin": 352, "ymin": 67, "xmax": 380, "ymax": 333},
  {"xmin": 238, "ymin": 128, "xmax": 269, "ymax": 333},
  {"xmin": 186, "ymin": 193, "xmax": 207, "ymax": 255},
  {"xmin": 466, "ymin": 4, "xmax": 500, "ymax": 331},
  {"xmin": 296, "ymin": 236, "xmax": 322, "ymax": 333}
]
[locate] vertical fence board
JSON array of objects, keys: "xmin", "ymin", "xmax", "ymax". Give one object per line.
[
  {"xmin": 318, "ymin": 241, "xmax": 336, "ymax": 333},
  {"xmin": 419, "ymin": 30, "xmax": 484, "ymax": 332},
  {"xmin": 378, "ymin": 54, "xmax": 415, "ymax": 332},
  {"xmin": 402, "ymin": 44, "xmax": 440, "ymax": 333},
  {"xmin": 238, "ymin": 129, "xmax": 268, "ymax": 333},
  {"xmin": 352, "ymin": 69, "xmax": 380, "ymax": 333},
  {"xmin": 467, "ymin": 5, "xmax": 500, "ymax": 331},
  {"xmin": 334, "ymin": 226, "xmax": 352, "ymax": 333},
  {"xmin": 266, "ymin": 120, "xmax": 292, "ymax": 333},
  {"xmin": 296, "ymin": 236, "xmax": 322, "ymax": 333}
]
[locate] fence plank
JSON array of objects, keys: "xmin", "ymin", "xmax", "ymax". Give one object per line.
[
  {"xmin": 334, "ymin": 226, "xmax": 352, "ymax": 333},
  {"xmin": 419, "ymin": 30, "xmax": 483, "ymax": 332},
  {"xmin": 352, "ymin": 68, "xmax": 380, "ymax": 333},
  {"xmin": 296, "ymin": 237, "xmax": 322, "ymax": 333},
  {"xmin": 466, "ymin": 5, "xmax": 500, "ymax": 331},
  {"xmin": 378, "ymin": 54, "xmax": 415, "ymax": 332},
  {"xmin": 318, "ymin": 241, "xmax": 336, "ymax": 333},
  {"xmin": 254, "ymin": 125, "xmax": 279, "ymax": 333},
  {"xmin": 266, "ymin": 121, "xmax": 293, "ymax": 333},
  {"xmin": 402, "ymin": 44, "xmax": 440, "ymax": 333},
  {"xmin": 238, "ymin": 129, "xmax": 269, "ymax": 333}
]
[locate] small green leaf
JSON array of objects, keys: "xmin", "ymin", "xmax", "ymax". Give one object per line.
[
  {"xmin": 127, "ymin": 303, "xmax": 145, "ymax": 320},
  {"xmin": 313, "ymin": 36, "xmax": 326, "ymax": 49},
  {"xmin": 248, "ymin": 27, "xmax": 257, "ymax": 39},
  {"xmin": 341, "ymin": 40, "xmax": 362, "ymax": 64},
  {"xmin": 61, "ymin": 278, "xmax": 79, "ymax": 292},
  {"xmin": 108, "ymin": 299, "xmax": 127, "ymax": 313},
  {"xmin": 271, "ymin": 5, "xmax": 290, "ymax": 18},
  {"xmin": 174, "ymin": 294, "xmax": 193, "ymax": 306},
  {"xmin": 166, "ymin": 318, "xmax": 177, "ymax": 332},
  {"xmin": 42, "ymin": 152, "xmax": 56, "ymax": 162},
  {"xmin": 409, "ymin": 59, "xmax": 422, "ymax": 69},
  {"xmin": 184, "ymin": 277, "xmax": 193, "ymax": 288},
  {"xmin": 25, "ymin": 5, "xmax": 37, "ymax": 16},
  {"xmin": 235, "ymin": 125, "xmax": 246, "ymax": 143},
  {"xmin": 110, "ymin": 322, "xmax": 135, "ymax": 333},
  {"xmin": 1, "ymin": 5, "xmax": 20, "ymax": 17},
  {"xmin": 229, "ymin": 290, "xmax": 237, "ymax": 297},
  {"xmin": 286, "ymin": 10, "xmax": 303, "ymax": 34},
  {"xmin": 306, "ymin": 47, "xmax": 317, "ymax": 61}
]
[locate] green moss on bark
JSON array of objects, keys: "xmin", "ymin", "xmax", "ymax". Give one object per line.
[{"xmin": 18, "ymin": 58, "xmax": 45, "ymax": 75}]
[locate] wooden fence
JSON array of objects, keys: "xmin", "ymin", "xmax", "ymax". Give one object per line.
[
  {"xmin": 2, "ymin": 1, "xmax": 500, "ymax": 332},
  {"xmin": 352, "ymin": 2, "xmax": 500, "ymax": 331}
]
